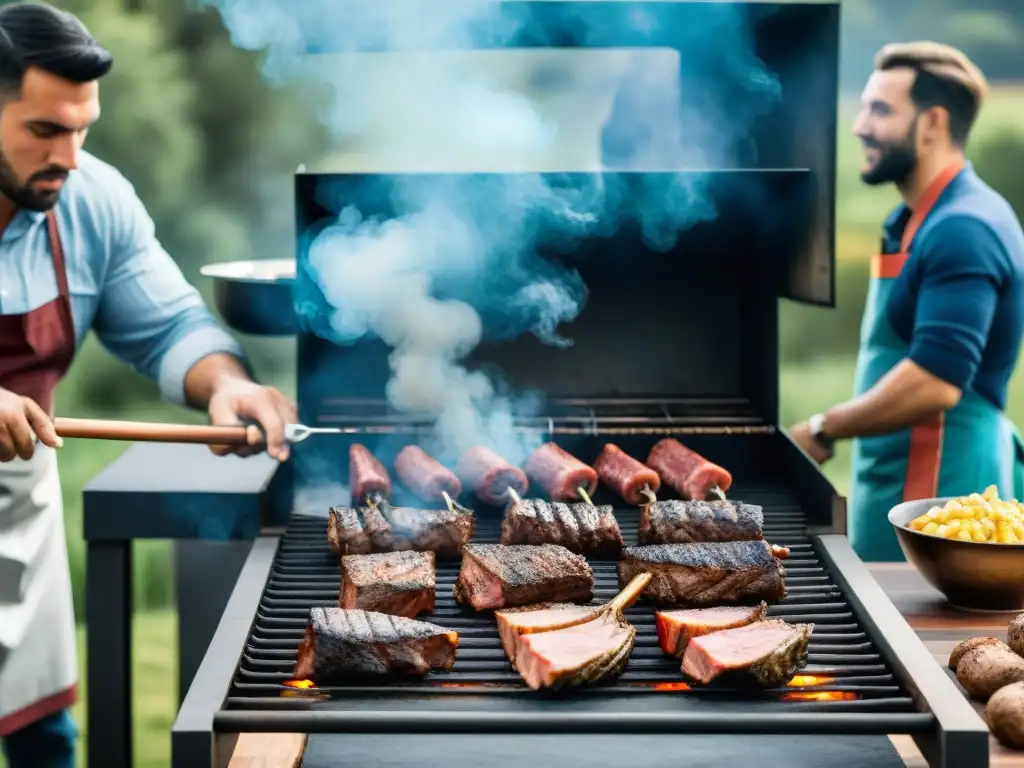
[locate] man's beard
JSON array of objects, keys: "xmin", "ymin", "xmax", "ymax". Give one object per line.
[
  {"xmin": 0, "ymin": 149, "xmax": 67, "ymax": 211},
  {"xmin": 860, "ymin": 118, "xmax": 919, "ymax": 186}
]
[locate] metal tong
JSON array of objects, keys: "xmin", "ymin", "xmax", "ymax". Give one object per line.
[{"xmin": 53, "ymin": 417, "xmax": 350, "ymax": 446}]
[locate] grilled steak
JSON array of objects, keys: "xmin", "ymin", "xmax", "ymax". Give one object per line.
[
  {"xmin": 681, "ymin": 619, "xmax": 813, "ymax": 686},
  {"xmin": 638, "ymin": 499, "xmax": 764, "ymax": 545},
  {"xmin": 499, "ymin": 498, "xmax": 623, "ymax": 557},
  {"xmin": 523, "ymin": 442, "xmax": 598, "ymax": 502},
  {"xmin": 355, "ymin": 500, "xmax": 475, "ymax": 559},
  {"xmin": 453, "ymin": 543, "xmax": 594, "ymax": 611},
  {"xmin": 292, "ymin": 607, "xmax": 458, "ymax": 684},
  {"xmin": 646, "ymin": 438, "xmax": 732, "ymax": 500},
  {"xmin": 593, "ymin": 443, "xmax": 660, "ymax": 505},
  {"xmin": 457, "ymin": 446, "xmax": 529, "ymax": 505},
  {"xmin": 656, "ymin": 602, "xmax": 767, "ymax": 656},
  {"xmin": 340, "ymin": 550, "xmax": 435, "ymax": 618},
  {"xmin": 395, "ymin": 445, "xmax": 462, "ymax": 502},
  {"xmin": 349, "ymin": 444, "xmax": 391, "ymax": 503},
  {"xmin": 495, "ymin": 603, "xmax": 602, "ymax": 666},
  {"xmin": 327, "ymin": 506, "xmax": 372, "ymax": 556},
  {"xmin": 618, "ymin": 541, "xmax": 788, "ymax": 607}
]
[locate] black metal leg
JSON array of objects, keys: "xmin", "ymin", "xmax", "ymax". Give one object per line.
[{"xmin": 86, "ymin": 539, "xmax": 132, "ymax": 768}]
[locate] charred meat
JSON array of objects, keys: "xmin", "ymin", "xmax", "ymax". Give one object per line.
[
  {"xmin": 457, "ymin": 446, "xmax": 529, "ymax": 505},
  {"xmin": 349, "ymin": 444, "xmax": 391, "ymax": 504},
  {"xmin": 523, "ymin": 442, "xmax": 598, "ymax": 502},
  {"xmin": 499, "ymin": 497, "xmax": 623, "ymax": 557},
  {"xmin": 340, "ymin": 550, "xmax": 435, "ymax": 618},
  {"xmin": 292, "ymin": 607, "xmax": 458, "ymax": 684},
  {"xmin": 656, "ymin": 602, "xmax": 767, "ymax": 656},
  {"xmin": 327, "ymin": 506, "xmax": 372, "ymax": 556},
  {"xmin": 639, "ymin": 499, "xmax": 764, "ymax": 545},
  {"xmin": 332, "ymin": 500, "xmax": 474, "ymax": 559},
  {"xmin": 453, "ymin": 543, "xmax": 594, "ymax": 611},
  {"xmin": 395, "ymin": 445, "xmax": 462, "ymax": 502},
  {"xmin": 618, "ymin": 541, "xmax": 789, "ymax": 607},
  {"xmin": 593, "ymin": 443, "xmax": 661, "ymax": 506},
  {"xmin": 646, "ymin": 438, "xmax": 732, "ymax": 500},
  {"xmin": 681, "ymin": 618, "xmax": 813, "ymax": 687}
]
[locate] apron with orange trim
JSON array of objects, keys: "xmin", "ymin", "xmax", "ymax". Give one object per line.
[{"xmin": 849, "ymin": 160, "xmax": 1024, "ymax": 562}]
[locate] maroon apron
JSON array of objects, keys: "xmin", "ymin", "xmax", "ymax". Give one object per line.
[{"xmin": 0, "ymin": 210, "xmax": 79, "ymax": 736}]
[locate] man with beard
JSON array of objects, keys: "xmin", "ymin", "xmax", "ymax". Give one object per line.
[
  {"xmin": 788, "ymin": 42, "xmax": 1024, "ymax": 562},
  {"xmin": 0, "ymin": 4, "xmax": 297, "ymax": 766}
]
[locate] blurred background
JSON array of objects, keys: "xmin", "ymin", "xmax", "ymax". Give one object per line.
[{"xmin": 3, "ymin": 0, "xmax": 1021, "ymax": 765}]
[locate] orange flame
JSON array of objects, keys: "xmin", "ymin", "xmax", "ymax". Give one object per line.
[
  {"xmin": 652, "ymin": 682, "xmax": 692, "ymax": 692},
  {"xmin": 283, "ymin": 679, "xmax": 316, "ymax": 689},
  {"xmin": 786, "ymin": 675, "xmax": 835, "ymax": 687},
  {"xmin": 780, "ymin": 691, "xmax": 858, "ymax": 702}
]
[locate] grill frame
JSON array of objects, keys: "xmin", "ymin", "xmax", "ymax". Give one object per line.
[{"xmin": 172, "ymin": 431, "xmax": 990, "ymax": 768}]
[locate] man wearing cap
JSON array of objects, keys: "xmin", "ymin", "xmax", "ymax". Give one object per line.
[
  {"xmin": 0, "ymin": 4, "xmax": 296, "ymax": 766},
  {"xmin": 788, "ymin": 42, "xmax": 1024, "ymax": 562}
]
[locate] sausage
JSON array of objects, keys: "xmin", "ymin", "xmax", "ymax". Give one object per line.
[
  {"xmin": 593, "ymin": 443, "xmax": 661, "ymax": 505},
  {"xmin": 646, "ymin": 438, "xmax": 732, "ymax": 500},
  {"xmin": 349, "ymin": 444, "xmax": 391, "ymax": 503},
  {"xmin": 456, "ymin": 446, "xmax": 529, "ymax": 505},
  {"xmin": 395, "ymin": 445, "xmax": 462, "ymax": 502},
  {"xmin": 523, "ymin": 442, "xmax": 598, "ymax": 502}
]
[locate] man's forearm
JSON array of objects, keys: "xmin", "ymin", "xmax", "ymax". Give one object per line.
[
  {"xmin": 183, "ymin": 352, "xmax": 253, "ymax": 410},
  {"xmin": 822, "ymin": 359, "xmax": 962, "ymax": 440}
]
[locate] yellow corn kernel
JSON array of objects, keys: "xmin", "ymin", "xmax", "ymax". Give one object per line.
[
  {"xmin": 936, "ymin": 524, "xmax": 949, "ymax": 538},
  {"xmin": 972, "ymin": 529, "xmax": 988, "ymax": 542},
  {"xmin": 946, "ymin": 519, "xmax": 962, "ymax": 534},
  {"xmin": 997, "ymin": 522, "xmax": 1014, "ymax": 542},
  {"xmin": 943, "ymin": 524, "xmax": 960, "ymax": 539},
  {"xmin": 1012, "ymin": 520, "xmax": 1024, "ymax": 540},
  {"xmin": 922, "ymin": 522, "xmax": 939, "ymax": 535},
  {"xmin": 957, "ymin": 528, "xmax": 974, "ymax": 542},
  {"xmin": 983, "ymin": 484, "xmax": 999, "ymax": 501},
  {"xmin": 981, "ymin": 517, "xmax": 997, "ymax": 533}
]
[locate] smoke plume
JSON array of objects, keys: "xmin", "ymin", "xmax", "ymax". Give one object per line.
[{"xmin": 196, "ymin": 0, "xmax": 781, "ymax": 465}]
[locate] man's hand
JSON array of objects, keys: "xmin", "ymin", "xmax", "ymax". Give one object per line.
[
  {"xmin": 0, "ymin": 388, "xmax": 62, "ymax": 462},
  {"xmin": 207, "ymin": 377, "xmax": 298, "ymax": 462},
  {"xmin": 788, "ymin": 420, "xmax": 833, "ymax": 465}
]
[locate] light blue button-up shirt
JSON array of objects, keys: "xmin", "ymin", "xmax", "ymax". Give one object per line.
[{"xmin": 0, "ymin": 150, "xmax": 245, "ymax": 405}]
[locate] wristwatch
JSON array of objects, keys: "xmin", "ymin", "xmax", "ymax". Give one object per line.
[{"xmin": 808, "ymin": 413, "xmax": 835, "ymax": 452}]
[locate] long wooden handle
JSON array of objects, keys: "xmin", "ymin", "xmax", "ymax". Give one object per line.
[{"xmin": 53, "ymin": 417, "xmax": 262, "ymax": 446}]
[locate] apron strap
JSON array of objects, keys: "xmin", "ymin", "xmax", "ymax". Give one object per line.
[
  {"xmin": 900, "ymin": 158, "xmax": 965, "ymax": 253},
  {"xmin": 45, "ymin": 210, "xmax": 69, "ymax": 300}
]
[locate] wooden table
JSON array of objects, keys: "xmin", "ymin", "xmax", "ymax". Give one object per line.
[{"xmin": 225, "ymin": 563, "xmax": 1024, "ymax": 768}]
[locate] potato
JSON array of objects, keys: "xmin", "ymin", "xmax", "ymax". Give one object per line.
[
  {"xmin": 1007, "ymin": 614, "xmax": 1024, "ymax": 658},
  {"xmin": 949, "ymin": 636, "xmax": 1007, "ymax": 671},
  {"xmin": 957, "ymin": 645, "xmax": 1024, "ymax": 700},
  {"xmin": 987, "ymin": 681, "xmax": 1024, "ymax": 749}
]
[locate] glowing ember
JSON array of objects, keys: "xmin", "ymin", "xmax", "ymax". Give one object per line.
[
  {"xmin": 652, "ymin": 682, "xmax": 692, "ymax": 692},
  {"xmin": 787, "ymin": 675, "xmax": 835, "ymax": 687},
  {"xmin": 284, "ymin": 679, "xmax": 315, "ymax": 689},
  {"xmin": 780, "ymin": 691, "xmax": 858, "ymax": 702}
]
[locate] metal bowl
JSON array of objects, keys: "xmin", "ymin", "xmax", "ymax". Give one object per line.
[
  {"xmin": 889, "ymin": 497, "xmax": 1024, "ymax": 612},
  {"xmin": 200, "ymin": 259, "xmax": 297, "ymax": 336}
]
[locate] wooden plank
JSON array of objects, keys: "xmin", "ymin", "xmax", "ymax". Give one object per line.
[
  {"xmin": 870, "ymin": 564, "xmax": 1024, "ymax": 767},
  {"xmin": 227, "ymin": 733, "xmax": 307, "ymax": 768}
]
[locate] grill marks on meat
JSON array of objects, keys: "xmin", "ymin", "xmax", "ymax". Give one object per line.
[
  {"xmin": 349, "ymin": 444, "xmax": 391, "ymax": 504},
  {"xmin": 457, "ymin": 446, "xmax": 529, "ymax": 505},
  {"xmin": 639, "ymin": 499, "xmax": 764, "ymax": 545},
  {"xmin": 499, "ymin": 498, "xmax": 623, "ymax": 557},
  {"xmin": 292, "ymin": 607, "xmax": 458, "ymax": 684},
  {"xmin": 495, "ymin": 603, "xmax": 602, "ymax": 666},
  {"xmin": 647, "ymin": 438, "xmax": 732, "ymax": 500},
  {"xmin": 453, "ymin": 543, "xmax": 594, "ymax": 611},
  {"xmin": 523, "ymin": 442, "xmax": 598, "ymax": 502},
  {"xmin": 340, "ymin": 551, "xmax": 435, "ymax": 618},
  {"xmin": 326, "ymin": 501, "xmax": 474, "ymax": 559},
  {"xmin": 656, "ymin": 603, "xmax": 767, "ymax": 656},
  {"xmin": 593, "ymin": 443, "xmax": 661, "ymax": 506},
  {"xmin": 395, "ymin": 445, "xmax": 462, "ymax": 502},
  {"xmin": 681, "ymin": 619, "xmax": 813, "ymax": 687},
  {"xmin": 618, "ymin": 541, "xmax": 788, "ymax": 607}
]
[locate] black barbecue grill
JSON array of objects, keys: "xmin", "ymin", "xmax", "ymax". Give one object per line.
[{"xmin": 167, "ymin": 1, "xmax": 991, "ymax": 766}]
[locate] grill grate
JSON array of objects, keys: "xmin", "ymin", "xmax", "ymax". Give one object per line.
[{"xmin": 227, "ymin": 481, "xmax": 918, "ymax": 715}]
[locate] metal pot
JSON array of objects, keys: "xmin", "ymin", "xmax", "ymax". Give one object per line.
[{"xmin": 200, "ymin": 259, "xmax": 298, "ymax": 336}]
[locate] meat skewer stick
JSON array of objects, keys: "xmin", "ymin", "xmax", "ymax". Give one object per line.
[
  {"xmin": 646, "ymin": 438, "xmax": 732, "ymax": 502},
  {"xmin": 349, "ymin": 443, "xmax": 392, "ymax": 506},
  {"xmin": 523, "ymin": 442, "xmax": 598, "ymax": 503},
  {"xmin": 593, "ymin": 443, "xmax": 661, "ymax": 506}
]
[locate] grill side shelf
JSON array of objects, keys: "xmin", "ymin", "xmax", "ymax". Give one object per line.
[{"xmin": 813, "ymin": 534, "xmax": 990, "ymax": 768}]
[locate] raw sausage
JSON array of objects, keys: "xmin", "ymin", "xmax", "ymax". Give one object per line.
[
  {"xmin": 523, "ymin": 442, "xmax": 598, "ymax": 502},
  {"xmin": 646, "ymin": 438, "xmax": 732, "ymax": 500},
  {"xmin": 593, "ymin": 443, "xmax": 660, "ymax": 505},
  {"xmin": 349, "ymin": 443, "xmax": 391, "ymax": 503},
  {"xmin": 395, "ymin": 445, "xmax": 462, "ymax": 501},
  {"xmin": 457, "ymin": 446, "xmax": 529, "ymax": 505}
]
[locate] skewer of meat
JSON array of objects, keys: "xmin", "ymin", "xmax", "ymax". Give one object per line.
[
  {"xmin": 501, "ymin": 487, "xmax": 623, "ymax": 557},
  {"xmin": 395, "ymin": 445, "xmax": 462, "ymax": 502},
  {"xmin": 646, "ymin": 438, "xmax": 732, "ymax": 501},
  {"xmin": 349, "ymin": 443, "xmax": 392, "ymax": 506},
  {"xmin": 523, "ymin": 442, "xmax": 598, "ymax": 503},
  {"xmin": 456, "ymin": 446, "xmax": 529, "ymax": 505},
  {"xmin": 593, "ymin": 443, "xmax": 661, "ymax": 505}
]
